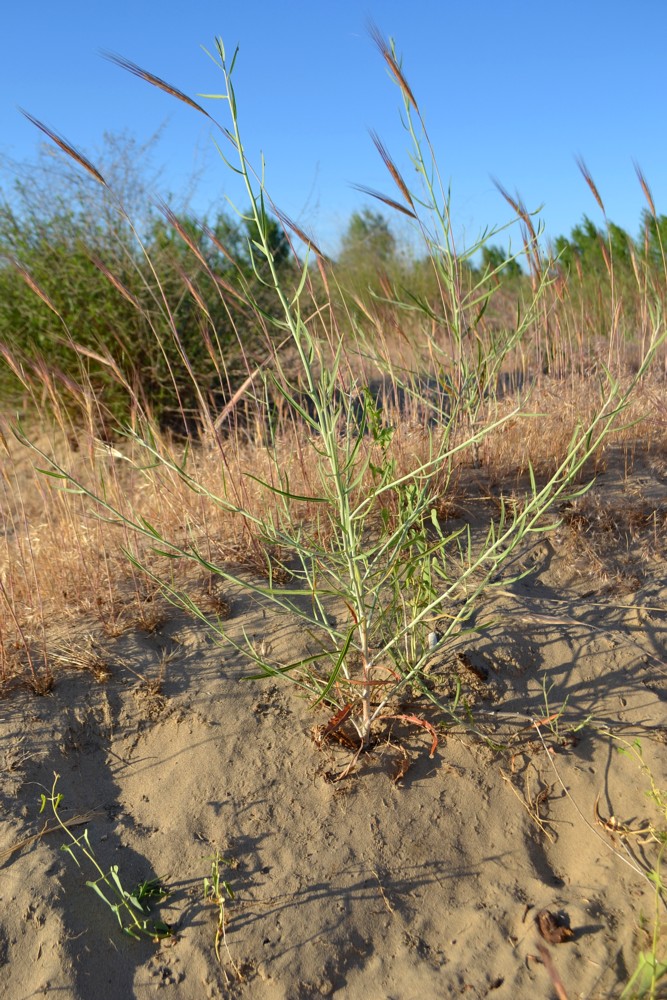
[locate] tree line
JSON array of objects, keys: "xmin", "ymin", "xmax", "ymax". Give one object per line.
[{"xmin": 1, "ymin": 139, "xmax": 664, "ymax": 429}]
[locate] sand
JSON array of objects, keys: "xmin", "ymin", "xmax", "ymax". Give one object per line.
[{"xmin": 1, "ymin": 452, "xmax": 666, "ymax": 999}]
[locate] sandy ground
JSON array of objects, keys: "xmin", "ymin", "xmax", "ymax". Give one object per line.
[{"xmin": 1, "ymin": 452, "xmax": 666, "ymax": 999}]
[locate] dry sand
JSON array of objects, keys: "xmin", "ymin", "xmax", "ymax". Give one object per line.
[{"xmin": 1, "ymin": 453, "xmax": 666, "ymax": 999}]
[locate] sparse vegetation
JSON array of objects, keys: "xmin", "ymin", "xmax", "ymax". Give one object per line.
[
  {"xmin": 203, "ymin": 851, "xmax": 237, "ymax": 967},
  {"xmin": 615, "ymin": 739, "xmax": 667, "ymax": 1000},
  {"xmin": 0, "ymin": 26, "xmax": 666, "ymax": 1000},
  {"xmin": 39, "ymin": 773, "xmax": 171, "ymax": 941}
]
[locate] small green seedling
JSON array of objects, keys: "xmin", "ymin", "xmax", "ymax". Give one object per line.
[
  {"xmin": 203, "ymin": 851, "xmax": 236, "ymax": 963},
  {"xmin": 539, "ymin": 678, "xmax": 592, "ymax": 742},
  {"xmin": 40, "ymin": 773, "xmax": 171, "ymax": 941},
  {"xmin": 621, "ymin": 926, "xmax": 667, "ymax": 1000}
]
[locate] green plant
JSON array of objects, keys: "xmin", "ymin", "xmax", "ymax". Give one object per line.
[
  {"xmin": 620, "ymin": 851, "xmax": 667, "ymax": 998},
  {"xmin": 612, "ymin": 739, "xmax": 667, "ymax": 999},
  {"xmin": 620, "ymin": 838, "xmax": 667, "ymax": 1000},
  {"xmin": 0, "ymin": 133, "xmax": 295, "ymax": 431},
  {"xmin": 615, "ymin": 740, "xmax": 667, "ymax": 829},
  {"xmin": 16, "ymin": 31, "xmax": 666, "ymax": 760},
  {"xmin": 40, "ymin": 773, "xmax": 171, "ymax": 940},
  {"xmin": 538, "ymin": 677, "xmax": 593, "ymax": 742}
]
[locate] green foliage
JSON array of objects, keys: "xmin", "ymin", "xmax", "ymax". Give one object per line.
[
  {"xmin": 40, "ymin": 773, "xmax": 171, "ymax": 941},
  {"xmin": 0, "ymin": 139, "xmax": 293, "ymax": 430},
  {"xmin": 480, "ymin": 243, "xmax": 523, "ymax": 279},
  {"xmin": 339, "ymin": 207, "xmax": 396, "ymax": 265},
  {"xmin": 21, "ymin": 32, "xmax": 665, "ymax": 758},
  {"xmin": 551, "ymin": 214, "xmax": 648, "ymax": 342},
  {"xmin": 334, "ymin": 207, "xmax": 403, "ymax": 300},
  {"xmin": 638, "ymin": 208, "xmax": 667, "ymax": 270},
  {"xmin": 554, "ymin": 209, "xmax": 667, "ymax": 279},
  {"xmin": 246, "ymin": 212, "xmax": 291, "ymax": 271},
  {"xmin": 554, "ymin": 214, "xmax": 633, "ymax": 273}
]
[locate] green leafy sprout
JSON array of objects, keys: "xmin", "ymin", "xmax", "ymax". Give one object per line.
[{"xmin": 40, "ymin": 773, "xmax": 171, "ymax": 941}]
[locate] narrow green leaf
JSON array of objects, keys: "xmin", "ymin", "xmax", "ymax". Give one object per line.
[
  {"xmin": 244, "ymin": 473, "xmax": 329, "ymax": 503},
  {"xmin": 311, "ymin": 627, "xmax": 355, "ymax": 707},
  {"xmin": 138, "ymin": 516, "xmax": 163, "ymax": 539},
  {"xmin": 35, "ymin": 467, "xmax": 68, "ymax": 479}
]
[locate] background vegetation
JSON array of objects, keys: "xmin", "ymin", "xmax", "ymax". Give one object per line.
[{"xmin": 2, "ymin": 133, "xmax": 667, "ymax": 434}]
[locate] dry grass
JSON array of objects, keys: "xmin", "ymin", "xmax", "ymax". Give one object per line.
[
  {"xmin": 1, "ymin": 355, "xmax": 665, "ymax": 695},
  {"xmin": 2, "ymin": 29, "xmax": 667, "ymax": 704}
]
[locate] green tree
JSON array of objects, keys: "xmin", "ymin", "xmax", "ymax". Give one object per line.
[
  {"xmin": 638, "ymin": 208, "xmax": 667, "ymax": 269},
  {"xmin": 333, "ymin": 207, "xmax": 401, "ymax": 308},
  {"xmin": 553, "ymin": 215, "xmax": 633, "ymax": 274},
  {"xmin": 0, "ymin": 135, "xmax": 291, "ymax": 429},
  {"xmin": 338, "ymin": 208, "xmax": 396, "ymax": 267},
  {"xmin": 480, "ymin": 244, "xmax": 522, "ymax": 279}
]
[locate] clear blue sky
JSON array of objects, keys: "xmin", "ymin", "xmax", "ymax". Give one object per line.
[{"xmin": 1, "ymin": 1, "xmax": 665, "ymax": 256}]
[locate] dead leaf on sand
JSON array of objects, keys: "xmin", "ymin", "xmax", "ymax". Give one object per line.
[{"xmin": 536, "ymin": 909, "xmax": 575, "ymax": 944}]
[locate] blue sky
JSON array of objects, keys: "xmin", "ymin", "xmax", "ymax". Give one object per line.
[{"xmin": 1, "ymin": 1, "xmax": 665, "ymax": 256}]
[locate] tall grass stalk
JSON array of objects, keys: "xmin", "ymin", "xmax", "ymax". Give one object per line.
[{"xmin": 14, "ymin": 33, "xmax": 667, "ymax": 749}]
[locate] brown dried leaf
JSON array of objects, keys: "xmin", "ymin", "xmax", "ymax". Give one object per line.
[
  {"xmin": 392, "ymin": 748, "xmax": 411, "ymax": 784},
  {"xmin": 536, "ymin": 909, "xmax": 574, "ymax": 944},
  {"xmin": 319, "ymin": 703, "xmax": 353, "ymax": 739},
  {"xmin": 312, "ymin": 704, "xmax": 358, "ymax": 751},
  {"xmin": 383, "ymin": 713, "xmax": 439, "ymax": 757}
]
